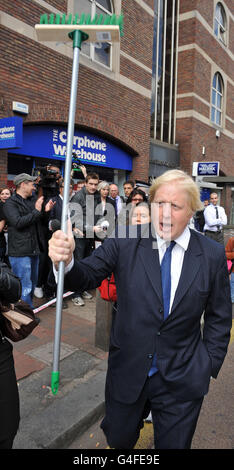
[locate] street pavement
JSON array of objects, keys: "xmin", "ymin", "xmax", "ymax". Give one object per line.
[
  {"xmin": 12, "ymin": 290, "xmax": 108, "ymax": 449},
  {"xmin": 12, "ymin": 294, "xmax": 234, "ymax": 450}
]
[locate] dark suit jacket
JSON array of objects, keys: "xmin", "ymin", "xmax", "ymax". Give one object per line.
[{"xmin": 65, "ymin": 224, "xmax": 232, "ymax": 404}]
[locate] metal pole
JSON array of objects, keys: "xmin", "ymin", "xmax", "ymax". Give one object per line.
[{"xmin": 51, "ymin": 29, "xmax": 88, "ymax": 395}]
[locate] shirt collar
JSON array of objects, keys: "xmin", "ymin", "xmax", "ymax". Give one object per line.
[{"xmin": 156, "ymin": 225, "xmax": 191, "ymax": 252}]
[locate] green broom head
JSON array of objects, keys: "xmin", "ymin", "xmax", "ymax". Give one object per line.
[{"xmin": 39, "ymin": 12, "xmax": 124, "ymax": 37}]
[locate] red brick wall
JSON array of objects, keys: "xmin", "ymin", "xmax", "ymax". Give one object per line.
[
  {"xmin": 0, "ymin": 0, "xmax": 154, "ymax": 183},
  {"xmin": 176, "ymin": 3, "xmax": 234, "ymax": 178},
  {"xmin": 0, "ymin": 150, "xmax": 8, "ymax": 187},
  {"xmin": 121, "ymin": 0, "xmax": 154, "ymax": 69}
]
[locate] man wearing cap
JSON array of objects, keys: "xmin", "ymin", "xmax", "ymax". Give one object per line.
[{"xmin": 3, "ymin": 173, "xmax": 55, "ymax": 308}]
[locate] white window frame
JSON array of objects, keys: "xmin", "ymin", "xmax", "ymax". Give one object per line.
[
  {"xmin": 70, "ymin": 0, "xmax": 113, "ymax": 70},
  {"xmin": 214, "ymin": 2, "xmax": 227, "ymax": 45},
  {"xmin": 211, "ymin": 72, "xmax": 223, "ymax": 127}
]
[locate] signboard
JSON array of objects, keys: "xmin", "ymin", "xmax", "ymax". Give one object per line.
[
  {"xmin": 192, "ymin": 161, "xmax": 219, "ymax": 177},
  {"xmin": 0, "ymin": 117, "xmax": 23, "ymax": 149},
  {"xmin": 9, "ymin": 125, "xmax": 133, "ymax": 171},
  {"xmin": 12, "ymin": 101, "xmax": 29, "ymax": 114}
]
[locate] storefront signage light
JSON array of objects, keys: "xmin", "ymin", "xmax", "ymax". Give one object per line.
[
  {"xmin": 0, "ymin": 116, "xmax": 23, "ymax": 149},
  {"xmin": 192, "ymin": 161, "xmax": 220, "ymax": 176},
  {"xmin": 8, "ymin": 125, "xmax": 133, "ymax": 171},
  {"xmin": 53, "ymin": 130, "xmax": 107, "ymax": 164}
]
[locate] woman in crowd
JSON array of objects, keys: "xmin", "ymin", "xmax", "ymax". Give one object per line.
[
  {"xmin": 119, "ymin": 188, "xmax": 148, "ymax": 226},
  {"xmin": 127, "ymin": 188, "xmax": 148, "ymax": 206},
  {"xmin": 130, "ymin": 201, "xmax": 151, "ymax": 226},
  {"xmin": 96, "ymin": 181, "xmax": 116, "ymax": 239}
]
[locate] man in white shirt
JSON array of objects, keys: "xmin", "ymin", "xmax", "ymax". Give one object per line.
[
  {"xmin": 109, "ymin": 183, "xmax": 123, "ymax": 215},
  {"xmin": 204, "ymin": 192, "xmax": 227, "ymax": 244},
  {"xmin": 49, "ymin": 170, "xmax": 232, "ymax": 450}
]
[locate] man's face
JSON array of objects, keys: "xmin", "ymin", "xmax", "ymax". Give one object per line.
[
  {"xmin": 22, "ymin": 181, "xmax": 35, "ymax": 197},
  {"xmin": 210, "ymin": 193, "xmax": 218, "ymax": 206},
  {"xmin": 50, "ymin": 166, "xmax": 61, "ymax": 180},
  {"xmin": 60, "ymin": 184, "xmax": 73, "ymax": 197},
  {"xmin": 124, "ymin": 184, "xmax": 133, "ymax": 197},
  {"xmin": 110, "ymin": 185, "xmax": 118, "ymax": 199},
  {"xmin": 151, "ymin": 182, "xmax": 192, "ymax": 240},
  {"xmin": 85, "ymin": 178, "xmax": 99, "ymax": 194}
]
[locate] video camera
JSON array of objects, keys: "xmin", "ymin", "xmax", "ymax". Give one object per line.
[{"xmin": 33, "ymin": 165, "xmax": 60, "ymax": 198}]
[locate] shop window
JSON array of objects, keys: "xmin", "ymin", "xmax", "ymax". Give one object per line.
[
  {"xmin": 211, "ymin": 72, "xmax": 223, "ymax": 126},
  {"xmin": 72, "ymin": 0, "xmax": 113, "ymax": 69},
  {"xmin": 8, "ymin": 154, "xmax": 33, "ymax": 176},
  {"xmin": 214, "ymin": 3, "xmax": 227, "ymax": 45}
]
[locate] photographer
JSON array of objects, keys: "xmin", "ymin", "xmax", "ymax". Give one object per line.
[
  {"xmin": 0, "ymin": 262, "xmax": 22, "ymax": 448},
  {"xmin": 35, "ymin": 164, "xmax": 62, "ymax": 200},
  {"xmin": 34, "ymin": 165, "xmax": 61, "ymax": 299},
  {"xmin": 47, "ymin": 178, "xmax": 75, "ymax": 308},
  {"xmin": 3, "ymin": 173, "xmax": 55, "ymax": 308}
]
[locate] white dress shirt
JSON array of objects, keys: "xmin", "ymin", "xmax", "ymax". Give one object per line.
[
  {"xmin": 156, "ymin": 226, "xmax": 191, "ymax": 314},
  {"xmin": 203, "ymin": 204, "xmax": 227, "ymax": 232},
  {"xmin": 113, "ymin": 195, "xmax": 122, "ymax": 215}
]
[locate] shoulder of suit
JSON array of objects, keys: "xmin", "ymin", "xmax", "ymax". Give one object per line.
[{"xmin": 191, "ymin": 228, "xmax": 225, "ymax": 254}]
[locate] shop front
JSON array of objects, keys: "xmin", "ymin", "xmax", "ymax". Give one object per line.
[{"xmin": 7, "ymin": 122, "xmax": 134, "ymax": 191}]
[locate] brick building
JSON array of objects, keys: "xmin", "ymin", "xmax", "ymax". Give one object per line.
[
  {"xmin": 151, "ymin": 0, "xmax": 234, "ymax": 222},
  {"xmin": 0, "ymin": 0, "xmax": 154, "ymax": 191},
  {"xmin": 0, "ymin": 0, "xmax": 233, "ymax": 220}
]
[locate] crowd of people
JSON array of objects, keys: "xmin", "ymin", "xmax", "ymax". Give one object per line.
[
  {"xmin": 0, "ymin": 165, "xmax": 152, "ymax": 311},
  {"xmin": 0, "ymin": 169, "xmax": 232, "ymax": 311},
  {"xmin": 0, "ymin": 166, "xmax": 233, "ymax": 310},
  {"xmin": 0, "ymin": 164, "xmax": 233, "ymax": 449}
]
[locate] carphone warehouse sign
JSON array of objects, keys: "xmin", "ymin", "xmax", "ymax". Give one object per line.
[
  {"xmin": 0, "ymin": 117, "xmax": 23, "ymax": 149},
  {"xmin": 9, "ymin": 125, "xmax": 133, "ymax": 171}
]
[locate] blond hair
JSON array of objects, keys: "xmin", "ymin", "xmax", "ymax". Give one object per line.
[
  {"xmin": 149, "ymin": 169, "xmax": 203, "ymax": 212},
  {"xmin": 98, "ymin": 181, "xmax": 109, "ymax": 191}
]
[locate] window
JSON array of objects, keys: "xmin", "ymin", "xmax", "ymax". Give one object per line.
[
  {"xmin": 73, "ymin": 0, "xmax": 113, "ymax": 68},
  {"xmin": 211, "ymin": 73, "xmax": 223, "ymax": 126},
  {"xmin": 151, "ymin": 0, "xmax": 179, "ymax": 144},
  {"xmin": 214, "ymin": 3, "xmax": 227, "ymax": 45}
]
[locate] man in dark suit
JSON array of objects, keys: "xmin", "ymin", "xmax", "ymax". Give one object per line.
[{"xmin": 49, "ymin": 169, "xmax": 232, "ymax": 449}]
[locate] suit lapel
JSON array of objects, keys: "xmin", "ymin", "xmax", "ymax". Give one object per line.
[
  {"xmin": 138, "ymin": 234, "xmax": 163, "ymax": 303},
  {"xmin": 170, "ymin": 231, "xmax": 202, "ymax": 314}
]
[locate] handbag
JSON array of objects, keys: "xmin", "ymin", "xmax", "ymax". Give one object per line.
[
  {"xmin": 98, "ymin": 274, "xmax": 117, "ymax": 302},
  {"xmin": 0, "ymin": 300, "xmax": 40, "ymax": 342},
  {"xmin": 227, "ymin": 259, "xmax": 233, "ymax": 274}
]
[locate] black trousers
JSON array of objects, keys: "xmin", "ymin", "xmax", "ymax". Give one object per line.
[
  {"xmin": 101, "ymin": 371, "xmax": 203, "ymax": 449},
  {"xmin": 205, "ymin": 230, "xmax": 224, "ymax": 244},
  {"xmin": 0, "ymin": 339, "xmax": 20, "ymax": 448}
]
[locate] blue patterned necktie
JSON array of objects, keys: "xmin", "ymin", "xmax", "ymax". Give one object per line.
[
  {"xmin": 148, "ymin": 241, "xmax": 176, "ymax": 377},
  {"xmin": 160, "ymin": 240, "xmax": 176, "ymax": 319}
]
